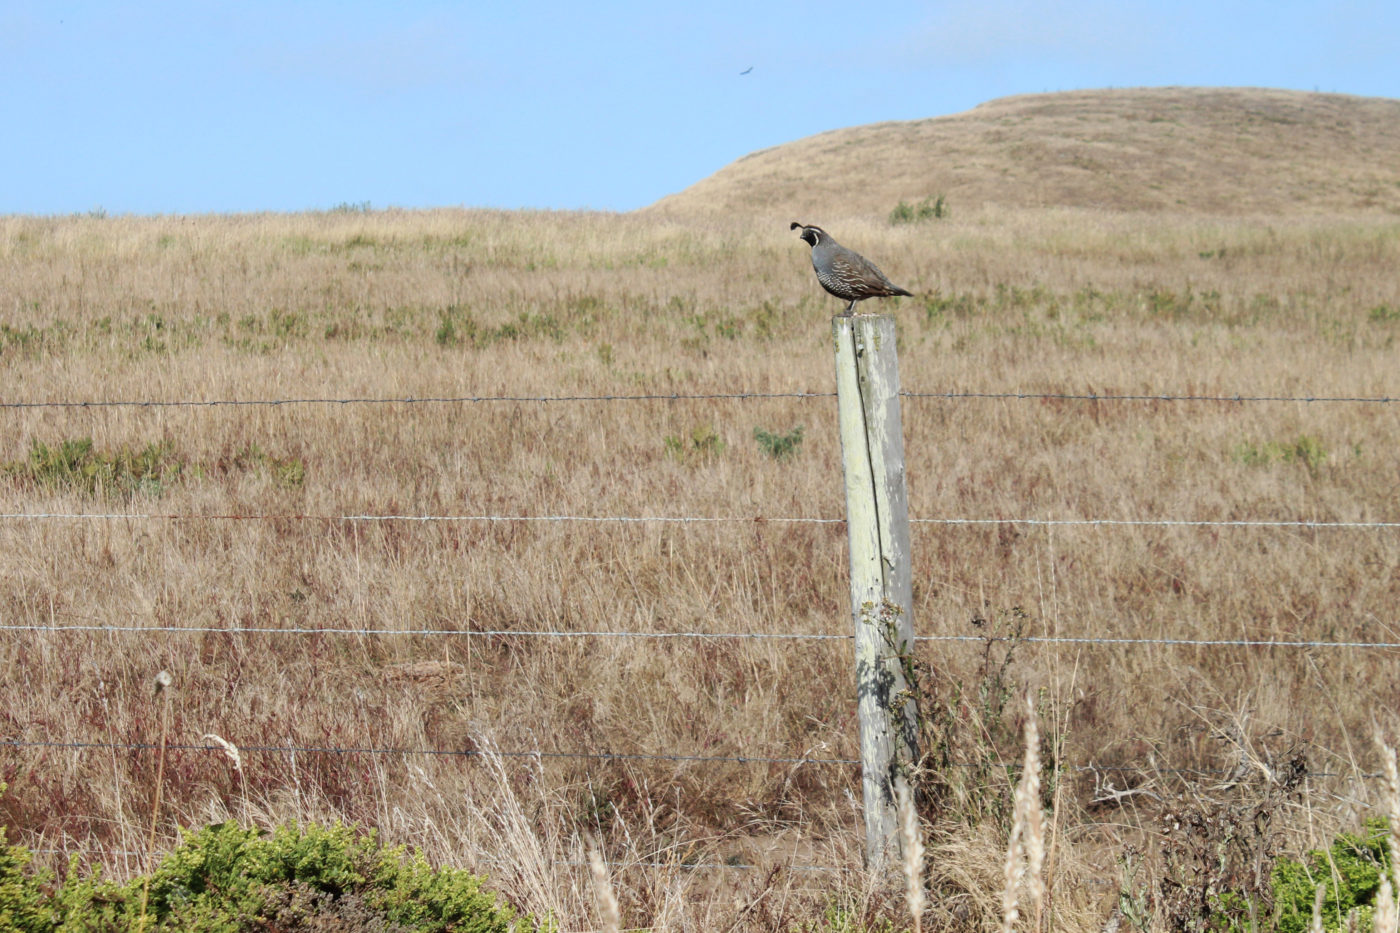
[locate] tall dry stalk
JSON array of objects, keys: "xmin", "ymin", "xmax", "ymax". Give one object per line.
[
  {"xmin": 465, "ymin": 743, "xmax": 561, "ymax": 920},
  {"xmin": 202, "ymin": 733, "xmax": 246, "ymax": 820},
  {"xmin": 1385, "ymin": 742, "xmax": 1400, "ymax": 882},
  {"xmin": 1377, "ymin": 877, "xmax": 1398, "ymax": 933},
  {"xmin": 136, "ymin": 670, "xmax": 173, "ymax": 933},
  {"xmin": 898, "ymin": 783, "xmax": 926, "ymax": 933},
  {"xmin": 588, "ymin": 840, "xmax": 623, "ymax": 933},
  {"xmin": 1003, "ymin": 693, "xmax": 1045, "ymax": 933},
  {"xmin": 1375, "ymin": 741, "xmax": 1400, "ymax": 933}
]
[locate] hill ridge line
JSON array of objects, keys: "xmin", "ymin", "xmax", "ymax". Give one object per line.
[{"xmin": 646, "ymin": 87, "xmax": 1400, "ymax": 218}]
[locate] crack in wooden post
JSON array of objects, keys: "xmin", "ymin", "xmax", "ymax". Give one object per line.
[{"xmin": 832, "ymin": 313, "xmax": 920, "ymax": 871}]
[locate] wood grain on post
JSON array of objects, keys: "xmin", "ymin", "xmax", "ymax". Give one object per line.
[{"xmin": 832, "ymin": 312, "xmax": 920, "ymax": 870}]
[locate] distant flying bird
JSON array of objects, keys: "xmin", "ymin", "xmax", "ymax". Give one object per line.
[
  {"xmin": 790, "ymin": 222, "xmax": 912, "ymax": 316},
  {"xmin": 739, "ymin": 66, "xmax": 753, "ymax": 75}
]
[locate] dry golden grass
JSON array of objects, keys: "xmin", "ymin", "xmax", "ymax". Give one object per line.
[
  {"xmin": 1, "ymin": 190, "xmax": 1399, "ymax": 931},
  {"xmin": 649, "ymin": 87, "xmax": 1400, "ymax": 220}
]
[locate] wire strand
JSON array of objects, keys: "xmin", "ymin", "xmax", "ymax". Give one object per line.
[
  {"xmin": 0, "ymin": 623, "xmax": 851, "ymax": 640},
  {"xmin": 921, "ymin": 634, "xmax": 1400, "ymax": 650},
  {"xmin": 0, "ymin": 512, "xmax": 1395, "ymax": 529},
  {"xmin": 906, "ymin": 390, "xmax": 1399, "ymax": 404},
  {"xmin": 4, "ymin": 623, "xmax": 1397, "ymax": 650},
  {"xmin": 0, "ymin": 391, "xmax": 832, "ymax": 409},
  {"xmin": 2, "ymin": 389, "xmax": 1395, "ymax": 409},
  {"xmin": 915, "ymin": 518, "xmax": 1400, "ymax": 529},
  {"xmin": 0, "ymin": 739, "xmax": 855, "ymax": 766},
  {"xmin": 0, "ymin": 512, "xmax": 841, "ymax": 524},
  {"xmin": 0, "ymin": 739, "xmax": 1380, "ymax": 781}
]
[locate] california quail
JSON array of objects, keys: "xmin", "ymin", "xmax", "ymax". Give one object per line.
[{"xmin": 791, "ymin": 222, "xmax": 913, "ymax": 316}]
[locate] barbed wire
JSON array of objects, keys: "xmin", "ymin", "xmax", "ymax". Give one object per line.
[
  {"xmin": 1, "ymin": 512, "xmax": 1396, "ymax": 529},
  {"xmin": 22, "ymin": 845, "xmax": 857, "ymax": 874},
  {"xmin": 6, "ymin": 385, "xmax": 1394, "ymax": 884},
  {"xmin": 0, "ymin": 738, "xmax": 1381, "ymax": 782},
  {"xmin": 0, "ymin": 738, "xmax": 854, "ymax": 767},
  {"xmin": 4, "ymin": 622, "xmax": 1397, "ymax": 651},
  {"xmin": 923, "ymin": 634, "xmax": 1400, "ymax": 650},
  {"xmin": 907, "ymin": 390, "xmax": 1399, "ymax": 404},
  {"xmin": 0, "ymin": 512, "xmax": 840, "ymax": 524},
  {"xmin": 6, "ymin": 389, "xmax": 1397, "ymax": 836},
  {"xmin": 0, "ymin": 392, "xmax": 830, "ymax": 410},
  {"xmin": 918, "ymin": 517, "xmax": 1400, "ymax": 529},
  {"xmin": 1, "ymin": 390, "xmax": 1395, "ymax": 410},
  {"xmin": 0, "ymin": 623, "xmax": 852, "ymax": 641}
]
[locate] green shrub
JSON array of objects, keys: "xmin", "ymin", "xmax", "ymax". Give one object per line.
[
  {"xmin": 3, "ymin": 437, "xmax": 185, "ymax": 499},
  {"xmin": 1271, "ymin": 818, "xmax": 1390, "ymax": 933},
  {"xmin": 1156, "ymin": 817, "xmax": 1396, "ymax": 932},
  {"xmin": 0, "ymin": 796, "xmax": 54, "ymax": 933},
  {"xmin": 3, "ymin": 438, "xmax": 313, "ymax": 498},
  {"xmin": 3, "ymin": 819, "xmax": 527, "ymax": 932},
  {"xmin": 753, "ymin": 425, "xmax": 804, "ymax": 461},
  {"xmin": 664, "ymin": 424, "xmax": 726, "ymax": 462},
  {"xmin": 889, "ymin": 195, "xmax": 947, "ymax": 224},
  {"xmin": 436, "ymin": 308, "xmax": 563, "ymax": 349},
  {"xmin": 1233, "ymin": 434, "xmax": 1327, "ymax": 475}
]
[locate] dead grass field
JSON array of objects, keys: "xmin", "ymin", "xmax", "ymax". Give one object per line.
[{"xmin": 3, "ymin": 91, "xmax": 1400, "ymax": 932}]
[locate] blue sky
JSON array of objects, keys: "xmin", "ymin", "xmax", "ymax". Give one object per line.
[{"xmin": 3, "ymin": 1, "xmax": 1397, "ymax": 215}]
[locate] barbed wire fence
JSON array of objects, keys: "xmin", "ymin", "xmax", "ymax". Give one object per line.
[
  {"xmin": 2, "ymin": 385, "xmax": 1398, "ymax": 873},
  {"xmin": 3, "ymin": 389, "xmax": 1398, "ymax": 408}
]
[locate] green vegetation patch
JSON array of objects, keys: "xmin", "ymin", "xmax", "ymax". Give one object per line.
[
  {"xmin": 217, "ymin": 443, "xmax": 307, "ymax": 490},
  {"xmin": 4, "ymin": 437, "xmax": 187, "ymax": 499},
  {"xmin": 435, "ymin": 307, "xmax": 565, "ymax": 349},
  {"xmin": 1, "ymin": 320, "xmax": 72, "ymax": 360},
  {"xmin": 664, "ymin": 423, "xmax": 726, "ymax": 463},
  {"xmin": 1272, "ymin": 818, "xmax": 1391, "ymax": 933},
  {"xmin": 3, "ymin": 437, "xmax": 308, "ymax": 498},
  {"xmin": 753, "ymin": 424, "xmax": 805, "ymax": 461},
  {"xmin": 1234, "ymin": 434, "xmax": 1328, "ymax": 475},
  {"xmin": 0, "ymin": 816, "xmax": 528, "ymax": 932},
  {"xmin": 889, "ymin": 194, "xmax": 948, "ymax": 224}
]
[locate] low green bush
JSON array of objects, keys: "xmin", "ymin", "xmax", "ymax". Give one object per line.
[
  {"xmin": 0, "ymin": 817, "xmax": 529, "ymax": 933},
  {"xmin": 3, "ymin": 437, "xmax": 185, "ymax": 498},
  {"xmin": 753, "ymin": 424, "xmax": 804, "ymax": 461},
  {"xmin": 1271, "ymin": 818, "xmax": 1391, "ymax": 933},
  {"xmin": 0, "ymin": 808, "xmax": 53, "ymax": 932},
  {"xmin": 889, "ymin": 195, "xmax": 947, "ymax": 224},
  {"xmin": 664, "ymin": 423, "xmax": 726, "ymax": 462}
]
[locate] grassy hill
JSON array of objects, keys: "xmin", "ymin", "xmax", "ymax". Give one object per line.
[{"xmin": 647, "ymin": 87, "xmax": 1400, "ymax": 218}]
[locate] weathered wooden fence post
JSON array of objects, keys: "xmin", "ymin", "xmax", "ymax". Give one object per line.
[{"xmin": 832, "ymin": 312, "xmax": 919, "ymax": 870}]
